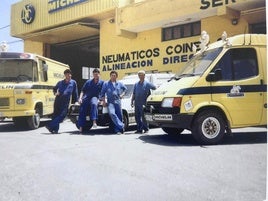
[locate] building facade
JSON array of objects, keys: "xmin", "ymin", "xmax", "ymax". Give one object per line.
[{"xmin": 11, "ymin": 0, "xmax": 266, "ymax": 87}]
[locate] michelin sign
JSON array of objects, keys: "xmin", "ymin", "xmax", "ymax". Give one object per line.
[{"xmin": 48, "ymin": 0, "xmax": 89, "ymax": 13}]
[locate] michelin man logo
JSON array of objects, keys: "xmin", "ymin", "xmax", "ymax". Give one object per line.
[
  {"xmin": 21, "ymin": 4, "xmax": 35, "ymax": 24},
  {"xmin": 228, "ymin": 85, "xmax": 244, "ymax": 97}
]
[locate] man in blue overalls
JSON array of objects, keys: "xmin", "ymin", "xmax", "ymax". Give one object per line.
[
  {"xmin": 78, "ymin": 68, "xmax": 104, "ymax": 133},
  {"xmin": 131, "ymin": 70, "xmax": 156, "ymax": 134},
  {"xmin": 100, "ymin": 71, "xmax": 127, "ymax": 134},
  {"xmin": 46, "ymin": 69, "xmax": 78, "ymax": 134}
]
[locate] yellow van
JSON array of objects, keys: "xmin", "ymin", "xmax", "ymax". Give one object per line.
[
  {"xmin": 0, "ymin": 52, "xmax": 69, "ymax": 129},
  {"xmin": 144, "ymin": 32, "xmax": 267, "ymax": 144}
]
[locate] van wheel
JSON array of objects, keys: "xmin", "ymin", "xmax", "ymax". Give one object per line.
[
  {"xmin": 192, "ymin": 110, "xmax": 225, "ymax": 145},
  {"xmin": 27, "ymin": 107, "xmax": 41, "ymax": 129},
  {"xmin": 162, "ymin": 127, "xmax": 184, "ymax": 136}
]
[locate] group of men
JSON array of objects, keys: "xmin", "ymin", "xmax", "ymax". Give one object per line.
[{"xmin": 46, "ymin": 68, "xmax": 156, "ymax": 135}]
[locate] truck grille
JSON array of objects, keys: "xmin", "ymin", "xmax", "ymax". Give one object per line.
[{"xmin": 0, "ymin": 98, "xmax": 9, "ymax": 107}]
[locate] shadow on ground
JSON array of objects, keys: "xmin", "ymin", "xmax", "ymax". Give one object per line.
[{"xmin": 139, "ymin": 131, "xmax": 267, "ymax": 147}]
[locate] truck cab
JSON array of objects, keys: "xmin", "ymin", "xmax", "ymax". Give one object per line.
[{"xmin": 144, "ymin": 32, "xmax": 267, "ymax": 144}]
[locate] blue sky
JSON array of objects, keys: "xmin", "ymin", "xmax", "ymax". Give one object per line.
[{"xmin": 0, "ymin": 0, "xmax": 23, "ymax": 52}]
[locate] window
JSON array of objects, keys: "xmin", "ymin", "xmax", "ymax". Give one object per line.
[
  {"xmin": 162, "ymin": 21, "xmax": 201, "ymax": 41},
  {"xmin": 213, "ymin": 48, "xmax": 258, "ymax": 81},
  {"xmin": 39, "ymin": 60, "xmax": 48, "ymax": 82},
  {"xmin": 249, "ymin": 22, "xmax": 266, "ymax": 34}
]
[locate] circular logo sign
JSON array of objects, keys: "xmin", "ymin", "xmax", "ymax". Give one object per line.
[{"xmin": 21, "ymin": 4, "xmax": 35, "ymax": 24}]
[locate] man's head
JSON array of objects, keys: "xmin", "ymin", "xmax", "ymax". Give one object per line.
[
  {"xmin": 93, "ymin": 68, "xmax": 100, "ymax": 80},
  {"xmin": 64, "ymin": 69, "xmax": 72, "ymax": 81},
  {"xmin": 138, "ymin": 70, "xmax": 145, "ymax": 81},
  {"xmin": 110, "ymin": 70, "xmax": 118, "ymax": 82}
]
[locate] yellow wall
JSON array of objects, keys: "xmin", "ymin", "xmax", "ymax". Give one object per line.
[
  {"xmin": 202, "ymin": 16, "xmax": 248, "ymax": 42},
  {"xmin": 24, "ymin": 40, "xmax": 44, "ymax": 55},
  {"xmin": 11, "ymin": 0, "xmax": 116, "ymax": 37},
  {"xmin": 99, "ymin": 15, "xmax": 250, "ymax": 80}
]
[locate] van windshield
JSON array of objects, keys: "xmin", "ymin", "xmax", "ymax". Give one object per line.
[
  {"xmin": 0, "ymin": 60, "xmax": 38, "ymax": 82},
  {"xmin": 175, "ymin": 47, "xmax": 223, "ymax": 78}
]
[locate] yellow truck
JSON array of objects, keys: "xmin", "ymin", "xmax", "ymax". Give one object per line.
[
  {"xmin": 0, "ymin": 52, "xmax": 69, "ymax": 129},
  {"xmin": 144, "ymin": 32, "xmax": 267, "ymax": 145}
]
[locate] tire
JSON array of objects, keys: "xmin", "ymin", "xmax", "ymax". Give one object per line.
[
  {"xmin": 76, "ymin": 120, "xmax": 93, "ymax": 133},
  {"xmin": 123, "ymin": 112, "xmax": 129, "ymax": 130},
  {"xmin": 162, "ymin": 127, "xmax": 184, "ymax": 136},
  {"xmin": 13, "ymin": 117, "xmax": 27, "ymax": 128},
  {"xmin": 27, "ymin": 107, "xmax": 41, "ymax": 129},
  {"xmin": 108, "ymin": 121, "xmax": 114, "ymax": 132},
  {"xmin": 192, "ymin": 110, "xmax": 226, "ymax": 145}
]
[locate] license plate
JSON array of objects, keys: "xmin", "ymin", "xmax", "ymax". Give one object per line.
[
  {"xmin": 145, "ymin": 114, "xmax": 153, "ymax": 121},
  {"xmin": 153, "ymin": 114, "xmax": 172, "ymax": 121}
]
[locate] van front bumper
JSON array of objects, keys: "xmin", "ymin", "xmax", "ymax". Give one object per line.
[
  {"xmin": 0, "ymin": 110, "xmax": 35, "ymax": 118},
  {"xmin": 144, "ymin": 112, "xmax": 194, "ymax": 129}
]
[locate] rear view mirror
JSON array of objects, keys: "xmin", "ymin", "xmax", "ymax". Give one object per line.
[{"xmin": 42, "ymin": 63, "xmax": 48, "ymax": 71}]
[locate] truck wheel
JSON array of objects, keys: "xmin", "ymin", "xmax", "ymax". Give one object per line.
[
  {"xmin": 13, "ymin": 117, "xmax": 27, "ymax": 127},
  {"xmin": 162, "ymin": 127, "xmax": 184, "ymax": 136},
  {"xmin": 192, "ymin": 110, "xmax": 225, "ymax": 145},
  {"xmin": 27, "ymin": 107, "xmax": 41, "ymax": 129}
]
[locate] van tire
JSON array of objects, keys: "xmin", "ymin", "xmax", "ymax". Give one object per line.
[
  {"xmin": 162, "ymin": 127, "xmax": 184, "ymax": 136},
  {"xmin": 27, "ymin": 107, "xmax": 41, "ymax": 129},
  {"xmin": 192, "ymin": 110, "xmax": 225, "ymax": 145}
]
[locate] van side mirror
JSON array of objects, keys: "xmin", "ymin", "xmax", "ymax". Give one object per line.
[
  {"xmin": 42, "ymin": 63, "xmax": 48, "ymax": 71},
  {"xmin": 206, "ymin": 69, "xmax": 222, "ymax": 82}
]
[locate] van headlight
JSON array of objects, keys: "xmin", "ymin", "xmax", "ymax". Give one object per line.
[
  {"xmin": 161, "ymin": 97, "xmax": 182, "ymax": 108},
  {"xmin": 16, "ymin": 98, "xmax": 25, "ymax": 105}
]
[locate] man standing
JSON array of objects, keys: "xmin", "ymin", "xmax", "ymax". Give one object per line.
[
  {"xmin": 131, "ymin": 70, "xmax": 156, "ymax": 134},
  {"xmin": 78, "ymin": 68, "xmax": 104, "ymax": 133},
  {"xmin": 100, "ymin": 71, "xmax": 127, "ymax": 134},
  {"xmin": 46, "ymin": 69, "xmax": 78, "ymax": 134}
]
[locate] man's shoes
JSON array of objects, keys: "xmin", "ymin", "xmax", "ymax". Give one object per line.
[
  {"xmin": 79, "ymin": 127, "xmax": 83, "ymax": 134},
  {"xmin": 92, "ymin": 123, "xmax": 98, "ymax": 129},
  {"xmin": 116, "ymin": 128, "xmax": 125, "ymax": 135},
  {"xmin": 135, "ymin": 130, "xmax": 143, "ymax": 134},
  {"xmin": 45, "ymin": 126, "xmax": 53, "ymax": 134},
  {"xmin": 143, "ymin": 129, "xmax": 149, "ymax": 133}
]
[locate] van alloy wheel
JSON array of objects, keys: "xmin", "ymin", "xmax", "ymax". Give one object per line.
[
  {"xmin": 192, "ymin": 110, "xmax": 225, "ymax": 145},
  {"xmin": 201, "ymin": 117, "xmax": 220, "ymax": 139}
]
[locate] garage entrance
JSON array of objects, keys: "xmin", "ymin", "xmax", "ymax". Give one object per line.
[{"xmin": 50, "ymin": 36, "xmax": 99, "ymax": 90}]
